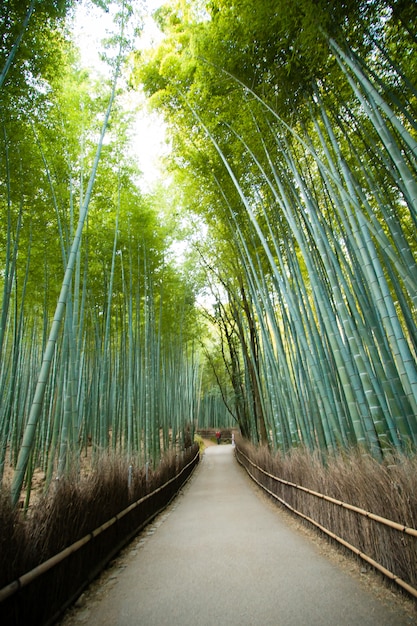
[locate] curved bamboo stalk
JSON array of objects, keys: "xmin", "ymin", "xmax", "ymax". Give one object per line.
[
  {"xmin": 10, "ymin": 31, "xmax": 125, "ymax": 506},
  {"xmin": 0, "ymin": 0, "xmax": 36, "ymax": 90}
]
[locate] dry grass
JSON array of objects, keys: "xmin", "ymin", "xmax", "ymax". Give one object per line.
[
  {"xmin": 235, "ymin": 436, "xmax": 417, "ymax": 598},
  {"xmin": 0, "ymin": 444, "xmax": 199, "ymax": 591}
]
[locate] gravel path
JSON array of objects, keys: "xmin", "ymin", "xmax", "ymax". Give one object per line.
[{"xmin": 60, "ymin": 445, "xmax": 415, "ymax": 625}]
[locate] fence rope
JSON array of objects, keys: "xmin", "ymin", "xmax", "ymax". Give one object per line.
[{"xmin": 235, "ymin": 445, "xmax": 417, "ymax": 600}]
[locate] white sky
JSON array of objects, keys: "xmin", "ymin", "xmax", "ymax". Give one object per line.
[
  {"xmin": 72, "ymin": 0, "xmax": 168, "ymax": 191},
  {"xmin": 72, "ymin": 1, "xmax": 215, "ymax": 304}
]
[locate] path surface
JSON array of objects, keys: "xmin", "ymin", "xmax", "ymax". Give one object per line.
[{"xmin": 60, "ymin": 445, "xmax": 414, "ymax": 625}]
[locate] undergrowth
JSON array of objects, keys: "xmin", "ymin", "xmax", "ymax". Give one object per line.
[
  {"xmin": 235, "ymin": 436, "xmax": 417, "ymax": 597},
  {"xmin": 194, "ymin": 433, "xmax": 205, "ymax": 454},
  {"xmin": 0, "ymin": 445, "xmax": 198, "ymax": 591}
]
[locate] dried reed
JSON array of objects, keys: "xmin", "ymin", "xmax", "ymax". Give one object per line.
[
  {"xmin": 0, "ymin": 444, "xmax": 199, "ymax": 591},
  {"xmin": 236, "ymin": 436, "xmax": 417, "ymax": 593}
]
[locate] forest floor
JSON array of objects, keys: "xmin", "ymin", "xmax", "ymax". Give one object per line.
[{"xmin": 58, "ymin": 443, "xmax": 417, "ymax": 625}]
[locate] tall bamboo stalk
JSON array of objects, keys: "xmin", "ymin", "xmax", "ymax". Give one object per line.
[{"xmin": 10, "ymin": 21, "xmax": 126, "ymax": 505}]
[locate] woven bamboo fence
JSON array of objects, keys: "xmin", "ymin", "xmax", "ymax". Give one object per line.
[
  {"xmin": 235, "ymin": 443, "xmax": 417, "ymax": 599},
  {"xmin": 0, "ymin": 446, "xmax": 200, "ymax": 626}
]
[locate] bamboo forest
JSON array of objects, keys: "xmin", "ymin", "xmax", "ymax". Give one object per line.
[{"xmin": 1, "ymin": 0, "xmax": 417, "ymax": 512}]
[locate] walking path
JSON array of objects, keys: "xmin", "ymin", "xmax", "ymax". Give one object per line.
[{"xmin": 60, "ymin": 445, "xmax": 415, "ymax": 625}]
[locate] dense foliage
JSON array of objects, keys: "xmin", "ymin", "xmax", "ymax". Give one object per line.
[
  {"xmin": 1, "ymin": 0, "xmax": 417, "ymax": 507},
  {"xmin": 135, "ymin": 0, "xmax": 417, "ymax": 455},
  {"xmin": 0, "ymin": 0, "xmax": 203, "ymax": 506}
]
